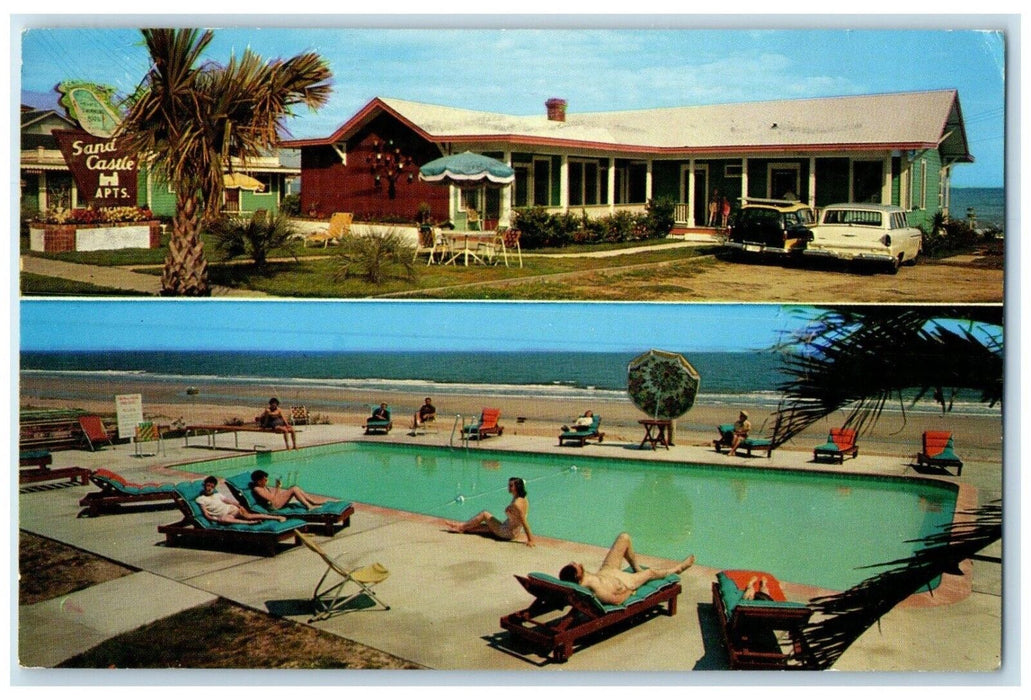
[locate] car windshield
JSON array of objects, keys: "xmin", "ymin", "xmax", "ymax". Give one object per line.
[{"xmin": 823, "ymin": 209, "xmax": 883, "ymax": 226}]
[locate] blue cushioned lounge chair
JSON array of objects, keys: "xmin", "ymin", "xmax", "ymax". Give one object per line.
[
  {"xmin": 712, "ymin": 569, "xmax": 814, "ymax": 670},
  {"xmin": 558, "ymin": 415, "xmax": 605, "ymax": 447},
  {"xmin": 915, "ymin": 431, "xmax": 964, "ymax": 476},
  {"xmin": 225, "ymin": 472, "xmax": 355, "ymax": 536},
  {"xmin": 813, "ymin": 428, "xmax": 859, "ymax": 464},
  {"xmin": 158, "ymin": 480, "xmax": 307, "ymax": 556},
  {"xmin": 363, "ymin": 408, "xmax": 392, "ymax": 435},
  {"xmin": 500, "ymin": 569, "xmax": 681, "ymax": 663},
  {"xmin": 78, "ymin": 468, "xmax": 176, "ymax": 517},
  {"xmin": 713, "ymin": 424, "xmax": 774, "ymax": 458}
]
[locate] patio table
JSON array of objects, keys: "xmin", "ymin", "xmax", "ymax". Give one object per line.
[
  {"xmin": 442, "ymin": 232, "xmax": 496, "ymax": 266},
  {"xmin": 638, "ymin": 419, "xmax": 672, "ymax": 450}
]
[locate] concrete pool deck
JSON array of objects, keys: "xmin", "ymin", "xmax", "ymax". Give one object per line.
[{"xmin": 17, "ymin": 423, "xmax": 1003, "ymax": 676}]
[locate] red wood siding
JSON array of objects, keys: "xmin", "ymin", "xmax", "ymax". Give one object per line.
[{"xmin": 299, "ymin": 113, "xmax": 450, "ymax": 223}]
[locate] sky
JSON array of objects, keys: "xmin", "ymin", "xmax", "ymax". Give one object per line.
[
  {"xmin": 18, "ymin": 301, "xmax": 808, "ymax": 353},
  {"xmin": 14, "ymin": 16, "xmax": 1009, "ymax": 187}
]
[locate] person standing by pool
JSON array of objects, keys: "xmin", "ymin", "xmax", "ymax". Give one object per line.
[
  {"xmin": 250, "ymin": 469, "xmax": 337, "ymax": 511},
  {"xmin": 728, "ymin": 410, "xmax": 751, "ymax": 457},
  {"xmin": 559, "ymin": 532, "xmax": 695, "ymax": 605},
  {"xmin": 411, "ymin": 397, "xmax": 436, "ymax": 431},
  {"xmin": 257, "ymin": 397, "xmax": 297, "ymax": 450},
  {"xmin": 446, "ymin": 477, "xmax": 535, "ymax": 547}
]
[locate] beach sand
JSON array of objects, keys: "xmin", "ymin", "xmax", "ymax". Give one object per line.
[{"xmin": 20, "ymin": 374, "xmax": 1004, "ymax": 467}]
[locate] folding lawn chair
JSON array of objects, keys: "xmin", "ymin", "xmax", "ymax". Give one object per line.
[{"xmin": 296, "ymin": 532, "xmax": 390, "ymax": 621}]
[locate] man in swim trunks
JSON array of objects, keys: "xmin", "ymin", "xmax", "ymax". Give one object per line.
[
  {"xmin": 559, "ymin": 532, "xmax": 694, "ymax": 605},
  {"xmin": 196, "ymin": 476, "xmax": 286, "ymax": 525}
]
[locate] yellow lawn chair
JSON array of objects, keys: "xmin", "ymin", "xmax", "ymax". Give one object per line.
[
  {"xmin": 304, "ymin": 212, "xmax": 353, "ymax": 247},
  {"xmin": 297, "ymin": 532, "xmax": 391, "ymax": 621}
]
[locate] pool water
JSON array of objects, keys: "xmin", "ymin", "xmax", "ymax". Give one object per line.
[{"xmin": 187, "ymin": 442, "xmax": 958, "ymax": 591}]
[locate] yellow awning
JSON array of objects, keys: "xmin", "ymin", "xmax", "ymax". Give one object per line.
[{"xmin": 223, "ymin": 173, "xmax": 265, "ymax": 192}]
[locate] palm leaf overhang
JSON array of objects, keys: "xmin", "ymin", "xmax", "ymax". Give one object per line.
[
  {"xmin": 797, "ymin": 501, "xmax": 1001, "ymax": 670},
  {"xmin": 769, "ymin": 306, "xmax": 1003, "ymax": 447}
]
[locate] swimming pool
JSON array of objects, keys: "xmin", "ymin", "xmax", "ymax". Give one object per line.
[{"xmin": 184, "ymin": 442, "xmax": 958, "ymax": 591}]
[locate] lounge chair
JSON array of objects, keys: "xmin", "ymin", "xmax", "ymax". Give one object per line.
[
  {"xmin": 364, "ymin": 409, "xmax": 392, "ymax": 435},
  {"xmin": 157, "ymin": 480, "xmax": 307, "ymax": 556},
  {"xmin": 915, "ymin": 431, "xmax": 964, "ymax": 476},
  {"xmin": 813, "ymin": 428, "xmax": 859, "ymax": 464},
  {"xmin": 297, "ymin": 532, "xmax": 390, "ymax": 621},
  {"xmin": 712, "ymin": 569, "xmax": 814, "ymax": 670},
  {"xmin": 303, "ymin": 212, "xmax": 352, "ymax": 247},
  {"xmin": 558, "ymin": 415, "xmax": 604, "ymax": 447},
  {"xmin": 500, "ymin": 570, "xmax": 681, "ymax": 663},
  {"xmin": 713, "ymin": 424, "xmax": 773, "ymax": 457},
  {"xmin": 78, "ymin": 415, "xmax": 114, "ymax": 451},
  {"xmin": 19, "ymin": 450, "xmax": 90, "ymax": 486},
  {"xmin": 462, "ymin": 408, "xmax": 503, "ymax": 440},
  {"xmin": 224, "ymin": 472, "xmax": 355, "ymax": 536},
  {"xmin": 134, "ymin": 421, "xmax": 165, "ymax": 457},
  {"xmin": 77, "ymin": 468, "xmax": 176, "ymax": 517}
]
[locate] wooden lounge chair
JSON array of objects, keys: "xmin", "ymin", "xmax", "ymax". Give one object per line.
[
  {"xmin": 303, "ymin": 212, "xmax": 352, "ymax": 247},
  {"xmin": 462, "ymin": 408, "xmax": 503, "ymax": 440},
  {"xmin": 224, "ymin": 472, "xmax": 355, "ymax": 536},
  {"xmin": 500, "ymin": 570, "xmax": 681, "ymax": 663},
  {"xmin": 19, "ymin": 450, "xmax": 90, "ymax": 486},
  {"xmin": 297, "ymin": 532, "xmax": 391, "ymax": 622},
  {"xmin": 558, "ymin": 415, "xmax": 604, "ymax": 447},
  {"xmin": 813, "ymin": 428, "xmax": 859, "ymax": 464},
  {"xmin": 712, "ymin": 569, "xmax": 814, "ymax": 670},
  {"xmin": 78, "ymin": 415, "xmax": 114, "ymax": 451},
  {"xmin": 915, "ymin": 431, "xmax": 964, "ymax": 476},
  {"xmin": 363, "ymin": 409, "xmax": 392, "ymax": 435},
  {"xmin": 157, "ymin": 481, "xmax": 307, "ymax": 556},
  {"xmin": 77, "ymin": 468, "xmax": 176, "ymax": 517},
  {"xmin": 712, "ymin": 424, "xmax": 774, "ymax": 458}
]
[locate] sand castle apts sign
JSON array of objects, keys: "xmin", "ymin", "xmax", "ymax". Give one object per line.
[{"xmin": 29, "ymin": 82, "xmax": 158, "ymax": 253}]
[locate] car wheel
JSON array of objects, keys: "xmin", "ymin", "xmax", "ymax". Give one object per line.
[
  {"xmin": 888, "ymin": 254, "xmax": 902, "ymax": 274},
  {"xmin": 904, "ymin": 250, "xmax": 919, "ymax": 266}
]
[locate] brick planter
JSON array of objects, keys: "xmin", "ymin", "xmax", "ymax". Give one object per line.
[{"xmin": 29, "ymin": 221, "xmax": 161, "ymax": 253}]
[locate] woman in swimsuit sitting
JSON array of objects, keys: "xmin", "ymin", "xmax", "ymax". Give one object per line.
[
  {"xmin": 445, "ymin": 477, "xmax": 535, "ymax": 547},
  {"xmin": 257, "ymin": 397, "xmax": 297, "ymax": 450}
]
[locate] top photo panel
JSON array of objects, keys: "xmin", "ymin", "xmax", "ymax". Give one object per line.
[{"xmin": 18, "ymin": 26, "xmax": 1005, "ymax": 302}]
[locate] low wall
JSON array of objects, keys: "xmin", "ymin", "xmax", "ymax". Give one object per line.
[{"xmin": 30, "ymin": 221, "xmax": 161, "ymax": 253}]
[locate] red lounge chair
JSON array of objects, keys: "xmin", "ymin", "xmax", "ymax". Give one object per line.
[
  {"xmin": 916, "ymin": 431, "xmax": 964, "ymax": 476},
  {"xmin": 500, "ymin": 571, "xmax": 681, "ymax": 663},
  {"xmin": 813, "ymin": 428, "xmax": 859, "ymax": 464},
  {"xmin": 77, "ymin": 468, "xmax": 176, "ymax": 517},
  {"xmin": 462, "ymin": 408, "xmax": 503, "ymax": 440},
  {"xmin": 712, "ymin": 569, "xmax": 814, "ymax": 670},
  {"xmin": 78, "ymin": 415, "xmax": 114, "ymax": 451}
]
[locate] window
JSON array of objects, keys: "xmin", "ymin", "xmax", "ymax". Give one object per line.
[
  {"xmin": 533, "ymin": 159, "xmax": 551, "ymax": 207},
  {"xmin": 725, "ymin": 163, "xmax": 742, "ymax": 178},
  {"xmin": 615, "ymin": 161, "xmax": 647, "ymax": 204},
  {"xmin": 568, "ymin": 159, "xmax": 601, "ymax": 206},
  {"xmin": 823, "ymin": 209, "xmax": 883, "ymax": 226},
  {"xmin": 514, "ymin": 165, "xmax": 530, "ymax": 207}
]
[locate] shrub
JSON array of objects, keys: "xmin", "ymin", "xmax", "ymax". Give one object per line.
[
  {"xmin": 334, "ymin": 227, "xmax": 417, "ymax": 284},
  {"xmin": 37, "ymin": 206, "xmax": 154, "ymax": 224},
  {"xmin": 208, "ymin": 211, "xmax": 299, "ymax": 266},
  {"xmin": 644, "ymin": 197, "xmax": 676, "ymax": 239},
  {"xmin": 279, "ymin": 193, "xmax": 301, "ymax": 217}
]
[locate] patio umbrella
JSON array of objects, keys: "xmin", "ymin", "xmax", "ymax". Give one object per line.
[
  {"xmin": 626, "ymin": 349, "xmax": 701, "ymax": 420},
  {"xmin": 418, "ymin": 151, "xmax": 515, "ymax": 189}
]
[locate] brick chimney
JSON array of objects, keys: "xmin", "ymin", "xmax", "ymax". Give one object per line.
[{"xmin": 545, "ymin": 98, "xmax": 568, "ymax": 122}]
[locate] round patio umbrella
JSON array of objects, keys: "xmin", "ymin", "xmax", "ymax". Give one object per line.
[
  {"xmin": 223, "ymin": 173, "xmax": 265, "ymax": 192},
  {"xmin": 627, "ymin": 349, "xmax": 701, "ymax": 420},
  {"xmin": 418, "ymin": 151, "xmax": 515, "ymax": 189}
]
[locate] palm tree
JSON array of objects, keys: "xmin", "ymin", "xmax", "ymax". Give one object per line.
[{"xmin": 117, "ymin": 29, "xmax": 332, "ymax": 295}]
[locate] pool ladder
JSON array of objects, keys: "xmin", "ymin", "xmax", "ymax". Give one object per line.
[{"xmin": 450, "ymin": 414, "xmax": 471, "ymax": 449}]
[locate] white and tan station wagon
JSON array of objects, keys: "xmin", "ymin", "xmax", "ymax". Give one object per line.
[{"xmin": 804, "ymin": 203, "xmax": 923, "ymax": 273}]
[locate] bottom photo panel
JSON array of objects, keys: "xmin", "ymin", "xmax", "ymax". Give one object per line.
[{"xmin": 17, "ymin": 300, "xmax": 1004, "ymax": 675}]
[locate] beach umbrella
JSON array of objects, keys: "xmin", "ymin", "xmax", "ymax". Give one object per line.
[
  {"xmin": 223, "ymin": 173, "xmax": 265, "ymax": 192},
  {"xmin": 418, "ymin": 151, "xmax": 515, "ymax": 189},
  {"xmin": 626, "ymin": 349, "xmax": 701, "ymax": 420}
]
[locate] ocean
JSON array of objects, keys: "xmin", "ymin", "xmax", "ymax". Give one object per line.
[
  {"xmin": 20, "ymin": 349, "xmax": 999, "ymax": 416},
  {"xmin": 949, "ymin": 187, "xmax": 1005, "ymax": 230}
]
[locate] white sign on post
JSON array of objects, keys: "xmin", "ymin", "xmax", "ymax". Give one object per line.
[{"xmin": 115, "ymin": 393, "xmax": 144, "ymax": 440}]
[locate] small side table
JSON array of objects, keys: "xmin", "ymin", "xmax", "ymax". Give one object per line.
[{"xmin": 639, "ymin": 419, "xmax": 672, "ymax": 450}]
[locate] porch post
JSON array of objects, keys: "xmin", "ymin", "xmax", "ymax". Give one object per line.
[
  {"xmin": 808, "ymin": 156, "xmax": 817, "ymax": 207},
  {"xmin": 607, "ymin": 157, "xmax": 616, "ymax": 213},
  {"xmin": 501, "ymin": 150, "xmax": 513, "ymax": 225},
  {"xmin": 740, "ymin": 157, "xmax": 749, "ymax": 202},
  {"xmin": 559, "ymin": 155, "xmax": 569, "ymax": 211},
  {"xmin": 881, "ymin": 157, "xmax": 892, "ymax": 204},
  {"xmin": 687, "ymin": 159, "xmax": 697, "ymax": 227},
  {"xmin": 646, "ymin": 160, "xmax": 653, "ymax": 202}
]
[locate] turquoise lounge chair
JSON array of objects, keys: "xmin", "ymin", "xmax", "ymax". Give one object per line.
[
  {"xmin": 158, "ymin": 480, "xmax": 307, "ymax": 556},
  {"xmin": 500, "ymin": 569, "xmax": 681, "ymax": 663},
  {"xmin": 813, "ymin": 428, "xmax": 859, "ymax": 464},
  {"xmin": 713, "ymin": 424, "xmax": 774, "ymax": 457},
  {"xmin": 78, "ymin": 468, "xmax": 176, "ymax": 517},
  {"xmin": 462, "ymin": 408, "xmax": 503, "ymax": 440},
  {"xmin": 558, "ymin": 415, "xmax": 604, "ymax": 447},
  {"xmin": 915, "ymin": 431, "xmax": 964, "ymax": 476},
  {"xmin": 712, "ymin": 569, "xmax": 814, "ymax": 670},
  {"xmin": 364, "ymin": 409, "xmax": 392, "ymax": 435},
  {"xmin": 224, "ymin": 472, "xmax": 355, "ymax": 536}
]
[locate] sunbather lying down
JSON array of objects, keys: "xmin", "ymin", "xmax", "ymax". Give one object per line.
[
  {"xmin": 250, "ymin": 469, "xmax": 338, "ymax": 511},
  {"xmin": 558, "ymin": 531, "xmax": 694, "ymax": 605},
  {"xmin": 196, "ymin": 476, "xmax": 286, "ymax": 525}
]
